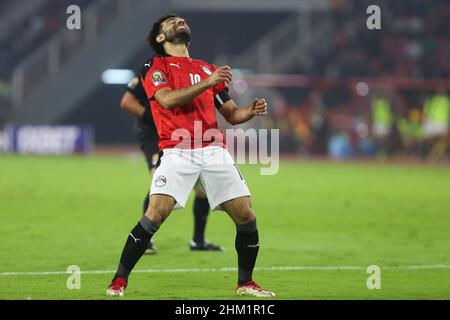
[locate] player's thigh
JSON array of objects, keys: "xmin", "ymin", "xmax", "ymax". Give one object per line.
[
  {"xmin": 145, "ymin": 194, "xmax": 176, "ymax": 224},
  {"xmin": 150, "ymin": 149, "xmax": 201, "ymax": 209},
  {"xmin": 221, "ymin": 196, "xmax": 255, "ymax": 225},
  {"xmin": 200, "ymin": 147, "xmax": 251, "ymax": 211}
]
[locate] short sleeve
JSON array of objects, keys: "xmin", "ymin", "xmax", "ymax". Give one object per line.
[{"xmin": 141, "ymin": 57, "xmax": 171, "ymax": 100}]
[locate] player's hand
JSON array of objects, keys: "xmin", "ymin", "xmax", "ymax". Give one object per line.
[
  {"xmin": 250, "ymin": 98, "xmax": 268, "ymax": 116},
  {"xmin": 206, "ymin": 66, "xmax": 232, "ymax": 87}
]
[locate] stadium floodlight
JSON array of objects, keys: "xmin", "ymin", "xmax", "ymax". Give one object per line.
[{"xmin": 101, "ymin": 69, "xmax": 134, "ymax": 84}]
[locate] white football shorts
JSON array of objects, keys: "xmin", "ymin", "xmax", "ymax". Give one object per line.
[{"xmin": 149, "ymin": 146, "xmax": 251, "ymax": 211}]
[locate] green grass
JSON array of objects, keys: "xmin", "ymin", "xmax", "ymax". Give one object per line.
[{"xmin": 0, "ymin": 154, "xmax": 449, "ymax": 300}]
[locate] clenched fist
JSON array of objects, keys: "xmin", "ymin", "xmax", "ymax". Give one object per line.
[
  {"xmin": 206, "ymin": 65, "xmax": 232, "ymax": 87},
  {"xmin": 249, "ymin": 98, "xmax": 268, "ymax": 116}
]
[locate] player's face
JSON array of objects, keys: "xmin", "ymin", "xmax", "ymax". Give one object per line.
[{"xmin": 160, "ymin": 17, "xmax": 191, "ymax": 45}]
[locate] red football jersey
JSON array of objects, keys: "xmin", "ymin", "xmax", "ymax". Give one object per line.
[{"xmin": 141, "ymin": 55, "xmax": 227, "ymax": 150}]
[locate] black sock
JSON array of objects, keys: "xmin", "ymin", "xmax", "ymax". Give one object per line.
[
  {"xmin": 193, "ymin": 196, "xmax": 210, "ymax": 244},
  {"xmin": 235, "ymin": 219, "xmax": 259, "ymax": 285},
  {"xmin": 143, "ymin": 191, "xmax": 150, "ymax": 215},
  {"xmin": 113, "ymin": 216, "xmax": 159, "ymax": 282}
]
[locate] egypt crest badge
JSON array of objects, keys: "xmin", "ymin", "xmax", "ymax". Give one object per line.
[{"xmin": 202, "ymin": 66, "xmax": 212, "ymax": 76}]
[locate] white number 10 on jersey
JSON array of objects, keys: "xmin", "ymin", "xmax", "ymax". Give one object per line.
[{"xmin": 189, "ymin": 73, "xmax": 201, "ymax": 85}]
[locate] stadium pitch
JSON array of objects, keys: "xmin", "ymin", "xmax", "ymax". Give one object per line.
[{"xmin": 0, "ymin": 155, "xmax": 449, "ymax": 300}]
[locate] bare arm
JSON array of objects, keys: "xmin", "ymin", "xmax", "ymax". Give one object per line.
[
  {"xmin": 154, "ymin": 66, "xmax": 232, "ymax": 109},
  {"xmin": 219, "ymin": 98, "xmax": 268, "ymax": 125},
  {"xmin": 120, "ymin": 91, "xmax": 145, "ymax": 117}
]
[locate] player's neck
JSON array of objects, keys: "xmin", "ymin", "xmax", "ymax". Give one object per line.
[{"xmin": 164, "ymin": 43, "xmax": 190, "ymax": 58}]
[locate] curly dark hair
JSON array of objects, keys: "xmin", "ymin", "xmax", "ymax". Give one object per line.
[{"xmin": 146, "ymin": 14, "xmax": 179, "ymax": 56}]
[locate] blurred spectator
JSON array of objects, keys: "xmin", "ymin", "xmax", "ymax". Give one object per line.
[
  {"xmin": 422, "ymin": 87, "xmax": 449, "ymax": 159},
  {"xmin": 397, "ymin": 108, "xmax": 423, "ymax": 157},
  {"xmin": 303, "ymin": 0, "xmax": 450, "ymax": 80},
  {"xmin": 371, "ymin": 95, "xmax": 393, "ymax": 156},
  {"xmin": 309, "ymin": 91, "xmax": 330, "ymax": 155}
]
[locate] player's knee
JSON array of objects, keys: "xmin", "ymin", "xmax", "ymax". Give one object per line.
[
  {"xmin": 237, "ymin": 206, "xmax": 256, "ymax": 225},
  {"xmin": 147, "ymin": 199, "xmax": 173, "ymax": 224},
  {"xmin": 147, "ymin": 206, "xmax": 169, "ymax": 224},
  {"xmin": 149, "ymin": 212, "xmax": 166, "ymax": 225}
]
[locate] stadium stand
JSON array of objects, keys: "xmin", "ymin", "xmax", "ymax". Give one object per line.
[{"xmin": 0, "ymin": 0, "xmax": 448, "ymax": 158}]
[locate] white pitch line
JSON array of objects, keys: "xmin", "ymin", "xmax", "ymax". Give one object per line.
[{"xmin": 0, "ymin": 264, "xmax": 449, "ymax": 277}]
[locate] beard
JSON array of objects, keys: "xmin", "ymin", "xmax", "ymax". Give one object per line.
[{"xmin": 164, "ymin": 27, "xmax": 191, "ymax": 45}]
